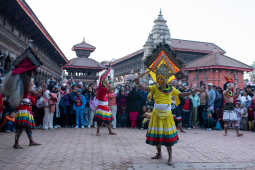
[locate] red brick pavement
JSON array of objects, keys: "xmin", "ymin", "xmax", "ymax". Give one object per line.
[{"xmin": 0, "ymin": 128, "xmax": 255, "ymax": 170}]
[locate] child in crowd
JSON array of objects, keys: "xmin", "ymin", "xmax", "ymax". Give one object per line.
[
  {"xmin": 73, "ymin": 89, "xmax": 86, "ymax": 128},
  {"xmin": 89, "ymin": 95, "xmax": 98, "ymax": 128},
  {"xmin": 234, "ymin": 101, "xmax": 242, "ymax": 129},
  {"xmin": 182, "ymin": 96, "xmax": 193, "ymax": 129},
  {"xmin": 141, "ymin": 106, "xmax": 152, "ymax": 129},
  {"xmin": 202, "ymin": 109, "xmax": 214, "ymax": 130},
  {"xmin": 240, "ymin": 104, "xmax": 248, "ymax": 130}
]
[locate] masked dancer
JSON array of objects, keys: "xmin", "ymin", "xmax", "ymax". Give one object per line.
[
  {"xmin": 135, "ymin": 64, "xmax": 194, "ymax": 166},
  {"xmin": 2, "ymin": 46, "xmax": 42, "ymax": 149},
  {"xmin": 94, "ymin": 68, "xmax": 116, "ymax": 136},
  {"xmin": 223, "ymin": 76, "xmax": 243, "ymax": 137}
]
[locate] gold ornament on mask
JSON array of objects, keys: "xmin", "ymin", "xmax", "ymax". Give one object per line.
[
  {"xmin": 226, "ymin": 90, "xmax": 233, "ymax": 97},
  {"xmin": 155, "ymin": 64, "xmax": 172, "ymax": 83}
]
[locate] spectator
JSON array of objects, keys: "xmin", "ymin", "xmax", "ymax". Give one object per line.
[
  {"xmin": 239, "ymin": 91, "xmax": 252, "ymax": 108},
  {"xmin": 141, "ymin": 106, "xmax": 152, "ymax": 129},
  {"xmin": 69, "ymin": 84, "xmax": 78, "ymax": 127},
  {"xmin": 234, "ymin": 101, "xmax": 242, "ymax": 129},
  {"xmin": 207, "ymin": 83, "xmax": 216, "ymax": 113},
  {"xmin": 198, "ymin": 86, "xmax": 208, "ymax": 127},
  {"xmin": 181, "ymin": 95, "xmax": 193, "ymax": 129},
  {"xmin": 73, "ymin": 89, "xmax": 86, "ymax": 128},
  {"xmin": 108, "ymin": 88, "xmax": 117, "ymax": 129},
  {"xmin": 83, "ymin": 86, "xmax": 94, "ymax": 128},
  {"xmin": 43, "ymin": 85, "xmax": 52, "ymax": 130},
  {"xmin": 190, "ymin": 90, "xmax": 200, "ymax": 128},
  {"xmin": 54, "ymin": 86, "xmax": 62, "ymax": 128},
  {"xmin": 60, "ymin": 88, "xmax": 71, "ymax": 127},
  {"xmin": 214, "ymin": 87, "xmax": 223, "ymax": 121},
  {"xmin": 248, "ymin": 100, "xmax": 255, "ymax": 131},
  {"xmin": 240, "ymin": 103, "xmax": 248, "ymax": 130},
  {"xmin": 116, "ymin": 88, "xmax": 128, "ymax": 127},
  {"xmin": 246, "ymin": 85, "xmax": 254, "ymax": 98},
  {"xmin": 127, "ymin": 87, "xmax": 141, "ymax": 128},
  {"xmin": 89, "ymin": 94, "xmax": 98, "ymax": 128},
  {"xmin": 202, "ymin": 109, "xmax": 214, "ymax": 130}
]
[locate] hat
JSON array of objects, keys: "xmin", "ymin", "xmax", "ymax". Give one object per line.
[
  {"xmin": 208, "ymin": 83, "xmax": 213, "ymax": 86},
  {"xmin": 12, "ymin": 47, "xmax": 41, "ymax": 75}
]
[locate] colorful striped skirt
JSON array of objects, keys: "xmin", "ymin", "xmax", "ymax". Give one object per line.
[
  {"xmin": 146, "ymin": 109, "xmax": 178, "ymax": 146},
  {"xmin": 15, "ymin": 109, "xmax": 36, "ymax": 128},
  {"xmin": 95, "ymin": 100, "xmax": 114, "ymax": 123}
]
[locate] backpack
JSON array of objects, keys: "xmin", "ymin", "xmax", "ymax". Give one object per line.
[{"xmin": 215, "ymin": 120, "xmax": 222, "ymax": 130}]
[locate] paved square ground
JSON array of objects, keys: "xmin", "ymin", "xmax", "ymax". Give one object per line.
[{"xmin": 0, "ymin": 128, "xmax": 255, "ymax": 170}]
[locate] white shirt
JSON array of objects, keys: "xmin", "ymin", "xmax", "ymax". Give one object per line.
[{"xmin": 239, "ymin": 95, "xmax": 252, "ymax": 107}]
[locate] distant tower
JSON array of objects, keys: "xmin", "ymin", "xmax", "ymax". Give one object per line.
[
  {"xmin": 143, "ymin": 9, "xmax": 171, "ymax": 59},
  {"xmin": 72, "ymin": 38, "xmax": 96, "ymax": 58},
  {"xmin": 63, "ymin": 38, "xmax": 104, "ymax": 82}
]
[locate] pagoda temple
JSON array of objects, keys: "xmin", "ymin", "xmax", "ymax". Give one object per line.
[
  {"xmin": 63, "ymin": 39, "xmax": 105, "ymax": 83},
  {"xmin": 111, "ymin": 10, "xmax": 253, "ymax": 88}
]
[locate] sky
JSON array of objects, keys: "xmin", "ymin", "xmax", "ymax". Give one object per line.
[{"xmin": 26, "ymin": 0, "xmax": 255, "ymax": 65}]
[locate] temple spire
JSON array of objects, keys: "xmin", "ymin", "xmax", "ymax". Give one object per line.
[{"xmin": 143, "ymin": 10, "xmax": 171, "ymax": 57}]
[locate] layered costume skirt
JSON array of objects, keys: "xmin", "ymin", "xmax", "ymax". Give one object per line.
[
  {"xmin": 146, "ymin": 104, "xmax": 178, "ymax": 146},
  {"xmin": 223, "ymin": 103, "xmax": 237, "ymax": 121},
  {"xmin": 223, "ymin": 110, "xmax": 237, "ymax": 121},
  {"xmin": 15, "ymin": 105, "xmax": 35, "ymax": 129},
  {"xmin": 95, "ymin": 100, "xmax": 114, "ymax": 123}
]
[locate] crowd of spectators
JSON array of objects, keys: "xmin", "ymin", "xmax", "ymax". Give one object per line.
[{"xmin": 0, "ymin": 77, "xmax": 255, "ymax": 133}]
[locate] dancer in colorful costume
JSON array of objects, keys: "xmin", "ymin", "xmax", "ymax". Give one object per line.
[
  {"xmin": 223, "ymin": 76, "xmax": 243, "ymax": 137},
  {"xmin": 94, "ymin": 68, "xmax": 116, "ymax": 136},
  {"xmin": 2, "ymin": 46, "xmax": 42, "ymax": 149},
  {"xmin": 135, "ymin": 64, "xmax": 194, "ymax": 166}
]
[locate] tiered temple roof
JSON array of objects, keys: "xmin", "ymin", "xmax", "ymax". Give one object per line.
[{"xmin": 64, "ymin": 39, "xmax": 104, "ymax": 70}]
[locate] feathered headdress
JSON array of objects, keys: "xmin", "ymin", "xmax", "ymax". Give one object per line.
[
  {"xmin": 225, "ymin": 76, "xmax": 234, "ymax": 83},
  {"xmin": 224, "ymin": 75, "xmax": 234, "ymax": 90}
]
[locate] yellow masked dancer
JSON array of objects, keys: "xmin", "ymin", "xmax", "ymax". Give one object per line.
[{"xmin": 135, "ymin": 62, "xmax": 194, "ymax": 166}]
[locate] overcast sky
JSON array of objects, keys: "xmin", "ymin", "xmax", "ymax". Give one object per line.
[{"xmin": 26, "ymin": 0, "xmax": 255, "ymax": 65}]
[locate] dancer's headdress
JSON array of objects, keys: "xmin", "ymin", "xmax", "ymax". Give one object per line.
[
  {"xmin": 12, "ymin": 46, "xmax": 41, "ymax": 75},
  {"xmin": 224, "ymin": 75, "xmax": 234, "ymax": 90},
  {"xmin": 2, "ymin": 46, "xmax": 41, "ymax": 108},
  {"xmin": 155, "ymin": 64, "xmax": 172, "ymax": 81},
  {"xmin": 99, "ymin": 68, "xmax": 111, "ymax": 87}
]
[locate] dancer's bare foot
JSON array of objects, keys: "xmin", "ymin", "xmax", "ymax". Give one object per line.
[
  {"xmin": 13, "ymin": 144, "xmax": 23, "ymax": 149},
  {"xmin": 109, "ymin": 132, "xmax": 116, "ymax": 135},
  {"xmin": 151, "ymin": 153, "xmax": 161, "ymax": 159},
  {"xmin": 237, "ymin": 133, "xmax": 243, "ymax": 137},
  {"xmin": 180, "ymin": 130, "xmax": 186, "ymax": 133},
  {"xmin": 224, "ymin": 133, "xmax": 227, "ymax": 136},
  {"xmin": 96, "ymin": 133, "xmax": 101, "ymax": 136}
]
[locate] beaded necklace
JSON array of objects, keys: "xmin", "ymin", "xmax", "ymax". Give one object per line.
[{"xmin": 157, "ymin": 84, "xmax": 172, "ymax": 94}]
